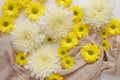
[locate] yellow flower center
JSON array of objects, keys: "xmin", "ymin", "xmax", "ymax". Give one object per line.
[
  {"xmin": 24, "ymin": 35, "xmax": 29, "ymax": 39},
  {"xmin": 61, "ymin": 51, "xmax": 65, "ymax": 55},
  {"xmin": 41, "ymin": 57, "xmax": 47, "ymax": 62},
  {"xmin": 3, "ymin": 22, "xmax": 9, "ymax": 27},
  {"xmin": 48, "ymin": 38, "xmax": 52, "ymax": 41},
  {"xmin": 32, "ymin": 8, "xmax": 39, "ymax": 14},
  {"xmin": 39, "ymin": 54, "xmax": 52, "ymax": 63},
  {"xmin": 66, "ymin": 38, "xmax": 72, "ymax": 43},
  {"xmin": 95, "ymin": 7, "xmax": 103, "ymax": 12},
  {"xmin": 21, "ymin": 56, "xmax": 25, "ymax": 60},
  {"xmin": 79, "ymin": 27, "xmax": 83, "ymax": 32},
  {"xmin": 52, "ymin": 78, "xmax": 57, "ymax": 80},
  {"xmin": 66, "ymin": 60, "xmax": 70, "ymax": 64},
  {"xmin": 8, "ymin": 5, "xmax": 14, "ymax": 11},
  {"xmin": 111, "ymin": 25, "xmax": 116, "ymax": 29},
  {"xmin": 22, "ymin": 32, "xmax": 31, "ymax": 40},
  {"xmin": 97, "ymin": 9, "xmax": 102, "ymax": 12},
  {"xmin": 102, "ymin": 43, "xmax": 106, "ymax": 46},
  {"xmin": 102, "ymin": 32, "xmax": 106, "ymax": 35},
  {"xmin": 88, "ymin": 50, "xmax": 94, "ymax": 55},
  {"xmin": 74, "ymin": 11, "xmax": 78, "ymax": 15},
  {"xmin": 47, "ymin": 37, "xmax": 53, "ymax": 42}
]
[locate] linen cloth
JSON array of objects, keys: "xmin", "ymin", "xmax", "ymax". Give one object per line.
[{"xmin": 0, "ymin": 33, "xmax": 120, "ymax": 80}]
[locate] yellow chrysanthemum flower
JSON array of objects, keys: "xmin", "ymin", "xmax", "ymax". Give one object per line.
[
  {"xmin": 2, "ymin": 0, "xmax": 20, "ymax": 18},
  {"xmin": 60, "ymin": 32, "xmax": 79, "ymax": 49},
  {"xmin": 4, "ymin": 0, "xmax": 19, "ymax": 5},
  {"xmin": 81, "ymin": 44, "xmax": 101, "ymax": 63},
  {"xmin": 38, "ymin": 0, "xmax": 46, "ymax": 3},
  {"xmin": 106, "ymin": 18, "xmax": 120, "ymax": 35},
  {"xmin": 0, "ymin": 16, "xmax": 14, "ymax": 34},
  {"xmin": 62, "ymin": 56, "xmax": 74, "ymax": 69},
  {"xmin": 73, "ymin": 23, "xmax": 89, "ymax": 38},
  {"xmin": 58, "ymin": 47, "xmax": 68, "ymax": 59},
  {"xmin": 25, "ymin": 2, "xmax": 45, "ymax": 21},
  {"xmin": 18, "ymin": 0, "xmax": 31, "ymax": 7},
  {"xmin": 46, "ymin": 73, "xmax": 64, "ymax": 80},
  {"xmin": 71, "ymin": 6, "xmax": 83, "ymax": 22},
  {"xmin": 101, "ymin": 40, "xmax": 110, "ymax": 51},
  {"xmin": 56, "ymin": 0, "xmax": 72, "ymax": 8},
  {"xmin": 100, "ymin": 29, "xmax": 110, "ymax": 39},
  {"xmin": 15, "ymin": 52, "xmax": 27, "ymax": 66}
]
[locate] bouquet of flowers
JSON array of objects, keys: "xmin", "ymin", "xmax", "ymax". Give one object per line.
[{"xmin": 0, "ymin": 0, "xmax": 120, "ymax": 80}]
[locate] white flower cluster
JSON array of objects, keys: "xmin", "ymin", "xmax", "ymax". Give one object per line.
[
  {"xmin": 38, "ymin": 5, "xmax": 73, "ymax": 42},
  {"xmin": 24, "ymin": 44, "xmax": 61, "ymax": 79},
  {"xmin": 11, "ymin": 18, "xmax": 45, "ymax": 53},
  {"xmin": 82, "ymin": 0, "xmax": 113, "ymax": 31},
  {"xmin": 10, "ymin": 0, "xmax": 114, "ymax": 79}
]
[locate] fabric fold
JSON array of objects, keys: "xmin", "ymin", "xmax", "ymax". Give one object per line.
[{"xmin": 0, "ymin": 34, "xmax": 120, "ymax": 80}]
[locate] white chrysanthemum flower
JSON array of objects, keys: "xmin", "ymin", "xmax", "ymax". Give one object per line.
[
  {"xmin": 38, "ymin": 6, "xmax": 73, "ymax": 42},
  {"xmin": 10, "ymin": 20, "xmax": 45, "ymax": 53},
  {"xmin": 24, "ymin": 44, "xmax": 62, "ymax": 79},
  {"xmin": 82, "ymin": 0, "xmax": 113, "ymax": 31}
]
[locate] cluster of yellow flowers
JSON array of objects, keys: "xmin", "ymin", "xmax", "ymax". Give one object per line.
[
  {"xmin": 100, "ymin": 18, "xmax": 120, "ymax": 38},
  {"xmin": 0, "ymin": 0, "xmax": 19, "ymax": 34},
  {"xmin": 100, "ymin": 18, "xmax": 120, "ymax": 51},
  {"xmin": 58, "ymin": 5, "xmax": 89, "ymax": 68},
  {"xmin": 58, "ymin": 47, "xmax": 75, "ymax": 69},
  {"xmin": 1, "ymin": 0, "xmax": 120, "ymax": 79},
  {"xmin": 0, "ymin": 0, "xmax": 45, "ymax": 34},
  {"xmin": 58, "ymin": 3, "xmax": 120, "ymax": 65}
]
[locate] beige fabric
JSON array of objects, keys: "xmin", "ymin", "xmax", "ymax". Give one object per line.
[
  {"xmin": 0, "ymin": 34, "xmax": 30, "ymax": 80},
  {"xmin": 0, "ymin": 33, "xmax": 120, "ymax": 80}
]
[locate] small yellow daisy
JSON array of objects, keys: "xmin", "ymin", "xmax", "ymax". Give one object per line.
[
  {"xmin": 106, "ymin": 18, "xmax": 120, "ymax": 35},
  {"xmin": 73, "ymin": 23, "xmax": 89, "ymax": 38},
  {"xmin": 71, "ymin": 6, "xmax": 83, "ymax": 22},
  {"xmin": 62, "ymin": 56, "xmax": 74, "ymax": 69},
  {"xmin": 81, "ymin": 44, "xmax": 101, "ymax": 63},
  {"xmin": 25, "ymin": 2, "xmax": 45, "ymax": 21},
  {"xmin": 56, "ymin": 0, "xmax": 72, "ymax": 8},
  {"xmin": 46, "ymin": 73, "xmax": 64, "ymax": 80},
  {"xmin": 46, "ymin": 36, "xmax": 54, "ymax": 43},
  {"xmin": 60, "ymin": 32, "xmax": 79, "ymax": 49},
  {"xmin": 15, "ymin": 52, "xmax": 27, "ymax": 66},
  {"xmin": 58, "ymin": 47, "xmax": 68, "ymax": 59},
  {"xmin": 0, "ymin": 16, "xmax": 14, "ymax": 34},
  {"xmin": 100, "ymin": 29, "xmax": 110, "ymax": 39},
  {"xmin": 2, "ymin": 0, "xmax": 20, "ymax": 18},
  {"xmin": 101, "ymin": 40, "xmax": 110, "ymax": 51}
]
